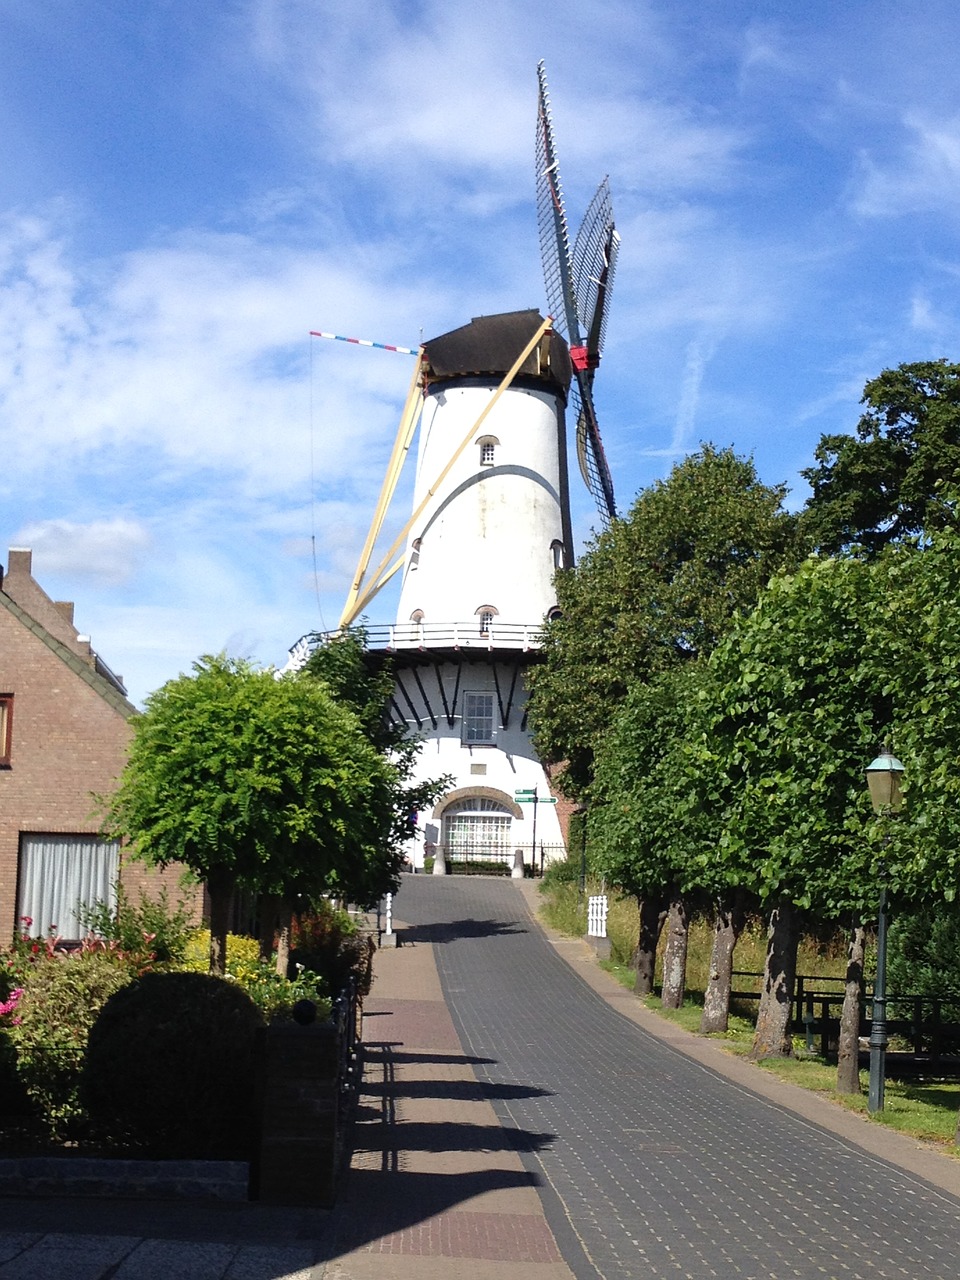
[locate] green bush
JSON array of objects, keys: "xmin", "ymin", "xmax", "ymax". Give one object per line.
[
  {"xmin": 541, "ymin": 850, "xmax": 582, "ymax": 887},
  {"xmin": 181, "ymin": 929, "xmax": 330, "ymax": 1021},
  {"xmin": 82, "ymin": 971, "xmax": 265, "ymax": 1158},
  {"xmin": 181, "ymin": 929, "xmax": 261, "ymax": 973},
  {"xmin": 8, "ymin": 950, "xmax": 135, "ymax": 1139},
  {"xmin": 82, "ymin": 885, "xmax": 194, "ymax": 967},
  {"xmin": 291, "ymin": 905, "xmax": 373, "ymax": 998}
]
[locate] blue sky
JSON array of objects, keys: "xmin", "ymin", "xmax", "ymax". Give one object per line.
[{"xmin": 4, "ymin": 0, "xmax": 960, "ymax": 704}]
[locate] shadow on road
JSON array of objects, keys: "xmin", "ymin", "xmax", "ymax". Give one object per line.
[{"xmin": 402, "ymin": 917, "xmax": 527, "ymax": 944}]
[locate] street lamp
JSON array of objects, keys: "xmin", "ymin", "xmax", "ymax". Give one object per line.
[{"xmin": 864, "ymin": 746, "xmax": 905, "ymax": 1114}]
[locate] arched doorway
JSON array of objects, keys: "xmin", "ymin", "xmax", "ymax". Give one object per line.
[{"xmin": 441, "ymin": 796, "xmax": 514, "ymax": 864}]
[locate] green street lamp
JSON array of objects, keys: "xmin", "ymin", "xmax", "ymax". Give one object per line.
[{"xmin": 864, "ymin": 746, "xmax": 905, "ymax": 1114}]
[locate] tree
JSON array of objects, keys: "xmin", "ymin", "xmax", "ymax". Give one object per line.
[
  {"xmin": 800, "ymin": 359, "xmax": 960, "ymax": 555},
  {"xmin": 531, "ymin": 445, "xmax": 797, "ymax": 797},
  {"xmin": 590, "ymin": 664, "xmax": 710, "ymax": 1003},
  {"xmin": 105, "ymin": 654, "xmax": 400, "ymax": 975},
  {"xmin": 701, "ymin": 556, "xmax": 901, "ymax": 1074},
  {"xmin": 302, "ymin": 627, "xmax": 448, "ymax": 891}
]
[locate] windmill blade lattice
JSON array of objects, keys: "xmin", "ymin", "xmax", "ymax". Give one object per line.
[
  {"xmin": 572, "ymin": 178, "xmax": 621, "ymax": 366},
  {"xmin": 536, "ymin": 62, "xmax": 579, "ymax": 344},
  {"xmin": 536, "ymin": 60, "xmax": 618, "ymax": 525}
]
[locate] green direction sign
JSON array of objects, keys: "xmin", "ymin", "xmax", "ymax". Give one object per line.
[
  {"xmin": 516, "ymin": 795, "xmax": 558, "ymax": 804},
  {"xmin": 515, "ymin": 788, "xmax": 536, "ymax": 795},
  {"xmin": 516, "ymin": 795, "xmax": 536, "ymax": 803},
  {"xmin": 539, "ymin": 797, "xmax": 558, "ymax": 805}
]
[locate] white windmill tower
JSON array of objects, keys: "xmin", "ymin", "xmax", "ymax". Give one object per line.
[{"xmin": 289, "ymin": 64, "xmax": 620, "ymax": 873}]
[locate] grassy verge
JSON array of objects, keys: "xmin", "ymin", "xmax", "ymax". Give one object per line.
[{"xmin": 540, "ymin": 879, "xmax": 960, "ymax": 1154}]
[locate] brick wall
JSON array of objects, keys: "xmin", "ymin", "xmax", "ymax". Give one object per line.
[{"xmin": 0, "ymin": 561, "xmax": 201, "ymax": 943}]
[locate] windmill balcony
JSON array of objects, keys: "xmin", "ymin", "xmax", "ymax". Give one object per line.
[
  {"xmin": 367, "ymin": 620, "xmax": 545, "ymax": 652},
  {"xmin": 282, "ymin": 619, "xmax": 551, "ymax": 673}
]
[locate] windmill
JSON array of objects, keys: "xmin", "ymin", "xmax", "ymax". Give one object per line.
[
  {"xmin": 284, "ymin": 64, "xmax": 625, "ymax": 874},
  {"xmin": 536, "ymin": 60, "xmax": 619, "ymax": 525}
]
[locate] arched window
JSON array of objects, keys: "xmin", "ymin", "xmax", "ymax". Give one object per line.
[
  {"xmin": 551, "ymin": 540, "xmax": 565, "ymax": 571},
  {"xmin": 478, "ymin": 435, "xmax": 499, "ymax": 466},
  {"xmin": 442, "ymin": 797, "xmax": 513, "ymax": 863},
  {"xmin": 475, "ymin": 604, "xmax": 498, "ymax": 637},
  {"xmin": 409, "ymin": 538, "xmax": 422, "ymax": 571},
  {"xmin": 410, "ymin": 609, "xmax": 424, "ymax": 623}
]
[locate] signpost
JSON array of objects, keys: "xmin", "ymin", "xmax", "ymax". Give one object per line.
[{"xmin": 512, "ymin": 788, "xmax": 558, "ymax": 873}]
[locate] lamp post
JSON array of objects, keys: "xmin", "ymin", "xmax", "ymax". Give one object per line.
[{"xmin": 864, "ymin": 747, "xmax": 905, "ymax": 1114}]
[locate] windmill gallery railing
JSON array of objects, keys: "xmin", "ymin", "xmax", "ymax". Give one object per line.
[{"xmin": 363, "ymin": 621, "xmax": 546, "ymax": 652}]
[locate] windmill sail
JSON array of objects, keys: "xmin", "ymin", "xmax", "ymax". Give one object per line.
[{"xmin": 536, "ymin": 60, "xmax": 618, "ymax": 525}]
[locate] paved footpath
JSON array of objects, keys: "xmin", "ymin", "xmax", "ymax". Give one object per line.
[
  {"xmin": 5, "ymin": 874, "xmax": 960, "ymax": 1279},
  {"xmin": 384, "ymin": 875, "xmax": 960, "ymax": 1280}
]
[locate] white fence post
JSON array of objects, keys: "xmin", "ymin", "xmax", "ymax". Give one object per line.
[{"xmin": 587, "ymin": 894, "xmax": 608, "ymax": 939}]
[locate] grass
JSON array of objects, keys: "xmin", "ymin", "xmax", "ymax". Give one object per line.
[{"xmin": 540, "ymin": 877, "xmax": 960, "ymax": 1154}]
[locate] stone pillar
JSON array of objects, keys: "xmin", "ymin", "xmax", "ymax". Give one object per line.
[
  {"xmin": 511, "ymin": 848, "xmax": 525, "ymax": 879},
  {"xmin": 432, "ymin": 847, "xmax": 447, "ymax": 875}
]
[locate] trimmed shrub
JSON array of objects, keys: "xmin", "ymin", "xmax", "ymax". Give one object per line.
[{"xmin": 82, "ymin": 971, "xmax": 264, "ymax": 1158}]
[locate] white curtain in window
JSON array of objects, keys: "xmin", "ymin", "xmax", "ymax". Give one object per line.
[{"xmin": 18, "ymin": 834, "xmax": 119, "ymax": 940}]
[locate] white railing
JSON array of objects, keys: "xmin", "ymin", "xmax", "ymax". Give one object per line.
[
  {"xmin": 587, "ymin": 895, "xmax": 608, "ymax": 939},
  {"xmin": 283, "ymin": 621, "xmax": 546, "ymax": 669}
]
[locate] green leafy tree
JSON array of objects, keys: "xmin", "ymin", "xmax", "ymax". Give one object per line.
[
  {"xmin": 105, "ymin": 654, "xmax": 401, "ymax": 975},
  {"xmin": 800, "ymin": 359, "xmax": 960, "ymax": 555},
  {"xmin": 701, "ymin": 555, "xmax": 905, "ymax": 1076},
  {"xmin": 531, "ymin": 445, "xmax": 797, "ymax": 797},
  {"xmin": 590, "ymin": 665, "xmax": 707, "ymax": 1001}
]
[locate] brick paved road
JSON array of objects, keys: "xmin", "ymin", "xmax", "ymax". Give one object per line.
[{"xmin": 396, "ymin": 875, "xmax": 960, "ymax": 1280}]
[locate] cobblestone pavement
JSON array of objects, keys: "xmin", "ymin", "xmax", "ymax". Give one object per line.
[{"xmin": 394, "ymin": 875, "xmax": 960, "ymax": 1280}]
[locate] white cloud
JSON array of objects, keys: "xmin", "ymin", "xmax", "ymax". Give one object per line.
[
  {"xmin": 12, "ymin": 518, "xmax": 151, "ymax": 585},
  {"xmin": 851, "ymin": 113, "xmax": 960, "ymax": 218}
]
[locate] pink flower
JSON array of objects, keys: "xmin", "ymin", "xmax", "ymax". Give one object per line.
[{"xmin": 20, "ymin": 916, "xmax": 32, "ymax": 928}]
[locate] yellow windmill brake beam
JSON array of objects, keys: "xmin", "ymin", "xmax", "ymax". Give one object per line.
[
  {"xmin": 339, "ymin": 353, "xmax": 425, "ymax": 629},
  {"xmin": 346, "ymin": 315, "xmax": 554, "ymax": 624}
]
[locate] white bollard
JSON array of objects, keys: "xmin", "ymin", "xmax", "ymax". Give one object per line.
[{"xmin": 511, "ymin": 848, "xmax": 525, "ymax": 879}]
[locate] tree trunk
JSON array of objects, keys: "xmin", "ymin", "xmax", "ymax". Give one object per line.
[
  {"xmin": 751, "ymin": 898, "xmax": 799, "ymax": 1059},
  {"xmin": 661, "ymin": 895, "xmax": 690, "ymax": 1010},
  {"xmin": 699, "ymin": 889, "xmax": 746, "ymax": 1034},
  {"xmin": 206, "ymin": 868, "xmax": 235, "ymax": 977},
  {"xmin": 633, "ymin": 894, "xmax": 666, "ymax": 996},
  {"xmin": 275, "ymin": 899, "xmax": 293, "ymax": 978},
  {"xmin": 258, "ymin": 894, "xmax": 280, "ymax": 963},
  {"xmin": 836, "ymin": 921, "xmax": 866, "ymax": 1094}
]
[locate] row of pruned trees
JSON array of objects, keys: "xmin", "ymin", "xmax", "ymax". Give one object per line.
[{"xmin": 530, "ymin": 360, "xmax": 960, "ymax": 1096}]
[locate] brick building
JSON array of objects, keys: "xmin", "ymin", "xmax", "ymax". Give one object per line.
[{"xmin": 0, "ymin": 548, "xmax": 192, "ymax": 944}]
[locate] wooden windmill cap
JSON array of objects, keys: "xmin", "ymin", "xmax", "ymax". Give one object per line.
[{"xmin": 421, "ymin": 310, "xmax": 572, "ymax": 393}]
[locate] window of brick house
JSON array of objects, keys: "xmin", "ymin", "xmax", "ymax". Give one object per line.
[
  {"xmin": 0, "ymin": 695, "xmax": 12, "ymax": 767},
  {"xmin": 17, "ymin": 834, "xmax": 119, "ymax": 941}
]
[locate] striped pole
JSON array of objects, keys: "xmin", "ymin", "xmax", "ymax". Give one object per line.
[{"xmin": 310, "ymin": 330, "xmax": 418, "ymax": 356}]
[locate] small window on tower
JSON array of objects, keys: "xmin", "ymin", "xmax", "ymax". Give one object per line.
[
  {"xmin": 551, "ymin": 540, "xmax": 565, "ymax": 571},
  {"xmin": 475, "ymin": 605, "xmax": 498, "ymax": 637},
  {"xmin": 478, "ymin": 436, "xmax": 499, "ymax": 466},
  {"xmin": 409, "ymin": 538, "xmax": 422, "ymax": 571}
]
